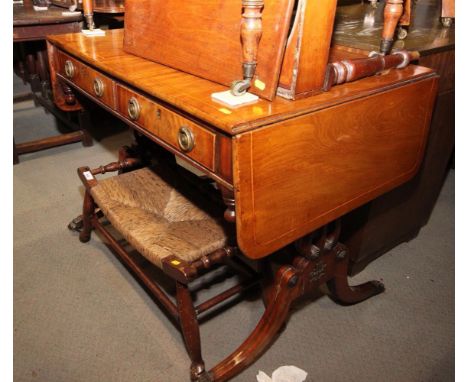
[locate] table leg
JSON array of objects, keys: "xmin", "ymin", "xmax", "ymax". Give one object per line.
[{"xmin": 205, "ymin": 220, "xmax": 385, "ymax": 382}]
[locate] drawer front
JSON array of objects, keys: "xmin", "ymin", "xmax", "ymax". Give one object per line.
[
  {"xmin": 57, "ymin": 51, "xmax": 116, "ymax": 109},
  {"xmin": 117, "ymin": 85, "xmax": 216, "ymax": 171},
  {"xmin": 116, "ymin": 85, "xmax": 160, "ymax": 136}
]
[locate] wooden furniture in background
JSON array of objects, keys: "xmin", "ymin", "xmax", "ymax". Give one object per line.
[
  {"xmin": 47, "ymin": 28, "xmax": 437, "ymax": 380},
  {"xmin": 13, "ymin": 3, "xmax": 92, "ymax": 164},
  {"xmin": 51, "ymin": 0, "xmax": 125, "ymax": 13},
  {"xmin": 332, "ymin": 1, "xmax": 454, "ymax": 274},
  {"xmin": 50, "ymin": 0, "xmax": 125, "ymax": 30}
]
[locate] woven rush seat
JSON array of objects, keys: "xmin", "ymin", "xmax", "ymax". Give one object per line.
[{"xmin": 90, "ymin": 167, "xmax": 228, "ymax": 268}]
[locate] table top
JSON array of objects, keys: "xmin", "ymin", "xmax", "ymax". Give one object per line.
[
  {"xmin": 47, "ymin": 29, "xmax": 433, "ymax": 135},
  {"xmin": 14, "ymin": 4, "xmax": 82, "ymax": 26},
  {"xmin": 333, "ymin": 1, "xmax": 454, "ymax": 55}
]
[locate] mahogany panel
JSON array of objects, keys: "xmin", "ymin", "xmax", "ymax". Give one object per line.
[
  {"xmin": 116, "ymin": 85, "xmax": 216, "ymax": 171},
  {"xmin": 116, "ymin": 84, "xmax": 161, "ymax": 133},
  {"xmin": 233, "ymin": 76, "xmax": 438, "ymax": 259},
  {"xmin": 420, "ymin": 50, "xmax": 454, "ymax": 93},
  {"xmin": 157, "ymin": 106, "xmax": 217, "ymax": 172},
  {"xmin": 122, "ymin": 0, "xmax": 295, "ymax": 101},
  {"xmin": 57, "ymin": 51, "xmax": 116, "ymax": 109}
]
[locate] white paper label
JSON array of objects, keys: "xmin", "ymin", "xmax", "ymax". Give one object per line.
[{"xmin": 83, "ymin": 171, "xmax": 94, "ymax": 181}]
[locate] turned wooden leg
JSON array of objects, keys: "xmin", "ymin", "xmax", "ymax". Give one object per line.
[
  {"xmin": 79, "ymin": 190, "xmax": 95, "ymax": 243},
  {"xmin": 327, "ymin": 243, "xmax": 385, "ymax": 305},
  {"xmin": 380, "ymin": 0, "xmax": 404, "ymax": 54},
  {"xmin": 82, "ymin": 0, "xmax": 95, "ymax": 30},
  {"xmin": 441, "ymin": 0, "xmax": 454, "ymax": 27},
  {"xmin": 231, "ymin": 0, "xmax": 264, "ymax": 96},
  {"xmin": 175, "ymin": 282, "xmax": 206, "ymax": 381}
]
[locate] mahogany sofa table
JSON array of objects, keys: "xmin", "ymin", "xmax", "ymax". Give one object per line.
[
  {"xmin": 47, "ymin": 29, "xmax": 438, "ymax": 381},
  {"xmin": 13, "ymin": 2, "xmax": 91, "ymax": 165}
]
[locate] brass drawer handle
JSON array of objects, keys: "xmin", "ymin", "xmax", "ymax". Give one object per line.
[
  {"xmin": 64, "ymin": 60, "xmax": 75, "ymax": 79},
  {"xmin": 127, "ymin": 97, "xmax": 140, "ymax": 121},
  {"xmin": 178, "ymin": 126, "xmax": 195, "ymax": 152},
  {"xmin": 93, "ymin": 78, "xmax": 105, "ymax": 97}
]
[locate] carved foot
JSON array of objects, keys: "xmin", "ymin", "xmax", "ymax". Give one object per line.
[{"xmin": 327, "ymin": 244, "xmax": 385, "ymax": 305}]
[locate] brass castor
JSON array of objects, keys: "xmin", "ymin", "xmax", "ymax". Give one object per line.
[
  {"xmin": 68, "ymin": 215, "xmax": 83, "ymax": 232},
  {"xmin": 230, "ymin": 79, "xmax": 250, "ymax": 96},
  {"xmin": 441, "ymin": 17, "xmax": 453, "ymax": 27},
  {"xmin": 397, "ymin": 26, "xmax": 408, "ymax": 40}
]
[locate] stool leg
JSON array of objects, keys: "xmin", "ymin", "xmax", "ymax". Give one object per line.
[
  {"xmin": 175, "ymin": 282, "xmax": 206, "ymax": 381},
  {"xmin": 79, "ymin": 190, "xmax": 95, "ymax": 243}
]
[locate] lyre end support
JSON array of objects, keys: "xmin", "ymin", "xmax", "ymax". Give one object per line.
[
  {"xmin": 380, "ymin": 0, "xmax": 404, "ymax": 55},
  {"xmin": 230, "ymin": 0, "xmax": 264, "ymax": 96}
]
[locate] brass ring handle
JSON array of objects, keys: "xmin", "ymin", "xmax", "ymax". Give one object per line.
[
  {"xmin": 127, "ymin": 97, "xmax": 141, "ymax": 121},
  {"xmin": 64, "ymin": 60, "xmax": 75, "ymax": 79},
  {"xmin": 93, "ymin": 78, "xmax": 105, "ymax": 97},
  {"xmin": 177, "ymin": 126, "xmax": 195, "ymax": 152}
]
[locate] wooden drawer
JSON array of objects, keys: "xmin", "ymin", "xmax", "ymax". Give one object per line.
[
  {"xmin": 116, "ymin": 85, "xmax": 160, "ymax": 135},
  {"xmin": 57, "ymin": 51, "xmax": 116, "ymax": 109},
  {"xmin": 116, "ymin": 85, "xmax": 216, "ymax": 171}
]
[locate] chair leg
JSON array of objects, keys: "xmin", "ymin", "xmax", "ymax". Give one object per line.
[
  {"xmin": 79, "ymin": 190, "xmax": 95, "ymax": 243},
  {"xmin": 175, "ymin": 281, "xmax": 206, "ymax": 381}
]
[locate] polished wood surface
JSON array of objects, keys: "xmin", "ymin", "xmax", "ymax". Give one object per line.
[
  {"xmin": 13, "ymin": 4, "xmax": 82, "ymax": 42},
  {"xmin": 324, "ymin": 50, "xmax": 419, "ymax": 90},
  {"xmin": 13, "ymin": 3, "xmax": 82, "ymax": 26},
  {"xmin": 48, "ymin": 29, "xmax": 438, "ymax": 260},
  {"xmin": 233, "ymin": 76, "xmax": 437, "ymax": 258},
  {"xmin": 123, "ymin": 0, "xmax": 294, "ymax": 101},
  {"xmin": 47, "ymin": 30, "xmax": 435, "ymax": 136}
]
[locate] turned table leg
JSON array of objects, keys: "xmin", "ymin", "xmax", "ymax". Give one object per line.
[
  {"xmin": 441, "ymin": 0, "xmax": 455, "ymax": 27},
  {"xmin": 380, "ymin": 0, "xmax": 404, "ymax": 54}
]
